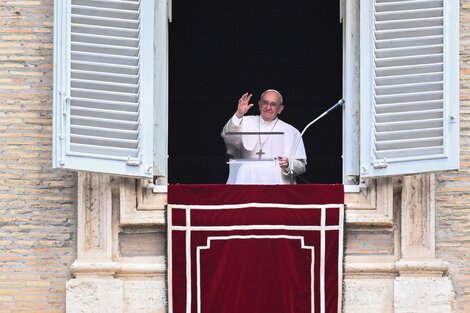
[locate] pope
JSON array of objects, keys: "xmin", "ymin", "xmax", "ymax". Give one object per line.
[{"xmin": 221, "ymin": 89, "xmax": 307, "ymax": 184}]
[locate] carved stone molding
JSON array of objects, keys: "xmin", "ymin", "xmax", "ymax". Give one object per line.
[
  {"xmin": 71, "ymin": 261, "xmax": 165, "ymax": 278},
  {"xmin": 344, "ymin": 258, "xmax": 448, "ymax": 279},
  {"xmin": 77, "ymin": 172, "xmax": 113, "ymax": 261},
  {"xmin": 68, "ymin": 174, "xmax": 167, "ymax": 312},
  {"xmin": 119, "ymin": 178, "xmax": 166, "ymax": 226},
  {"xmin": 344, "ymin": 261, "xmax": 397, "ymax": 278},
  {"xmin": 345, "ymin": 177, "xmax": 394, "ymax": 226},
  {"xmin": 395, "ymin": 259, "xmax": 449, "ymax": 277}
]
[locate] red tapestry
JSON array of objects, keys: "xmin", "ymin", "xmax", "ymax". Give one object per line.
[{"xmin": 168, "ymin": 184, "xmax": 344, "ymax": 313}]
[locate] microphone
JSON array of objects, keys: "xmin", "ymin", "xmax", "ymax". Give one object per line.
[{"xmin": 288, "ymin": 99, "xmax": 345, "ymax": 184}]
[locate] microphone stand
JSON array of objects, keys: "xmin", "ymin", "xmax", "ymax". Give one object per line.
[{"xmin": 289, "ymin": 99, "xmax": 345, "ymax": 184}]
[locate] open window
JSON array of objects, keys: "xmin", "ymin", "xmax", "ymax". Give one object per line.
[
  {"xmin": 168, "ymin": 0, "xmax": 343, "ymax": 184},
  {"xmin": 53, "ymin": 0, "xmax": 459, "ymax": 183}
]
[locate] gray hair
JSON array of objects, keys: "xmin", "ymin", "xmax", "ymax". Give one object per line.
[{"xmin": 260, "ymin": 89, "xmax": 283, "ymax": 106}]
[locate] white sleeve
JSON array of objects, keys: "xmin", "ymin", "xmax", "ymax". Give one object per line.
[
  {"xmin": 231, "ymin": 114, "xmax": 243, "ymax": 126},
  {"xmin": 282, "ymin": 159, "xmax": 306, "ymax": 176}
]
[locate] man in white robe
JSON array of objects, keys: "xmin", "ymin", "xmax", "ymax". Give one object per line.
[{"xmin": 221, "ymin": 89, "xmax": 307, "ymax": 184}]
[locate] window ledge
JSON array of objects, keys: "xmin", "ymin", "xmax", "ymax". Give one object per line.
[
  {"xmin": 344, "ymin": 185, "xmax": 360, "ymax": 193},
  {"xmin": 153, "ymin": 184, "xmax": 360, "ymax": 194}
]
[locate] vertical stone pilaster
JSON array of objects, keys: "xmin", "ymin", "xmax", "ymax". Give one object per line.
[
  {"xmin": 77, "ymin": 172, "xmax": 113, "ymax": 261},
  {"xmin": 67, "ymin": 173, "xmax": 122, "ymax": 312},
  {"xmin": 394, "ymin": 174, "xmax": 452, "ymax": 313},
  {"xmin": 400, "ymin": 174, "xmax": 435, "ymax": 259}
]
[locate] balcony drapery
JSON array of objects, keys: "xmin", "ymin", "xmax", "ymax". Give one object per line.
[{"xmin": 168, "ymin": 184, "xmax": 344, "ymax": 313}]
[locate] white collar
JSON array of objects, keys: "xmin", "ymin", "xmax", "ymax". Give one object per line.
[{"xmin": 260, "ymin": 117, "xmax": 278, "ymax": 126}]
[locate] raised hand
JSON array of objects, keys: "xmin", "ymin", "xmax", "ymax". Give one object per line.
[{"xmin": 235, "ymin": 93, "xmax": 254, "ymax": 118}]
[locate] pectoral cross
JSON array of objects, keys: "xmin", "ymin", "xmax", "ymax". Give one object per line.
[{"xmin": 256, "ymin": 149, "xmax": 265, "ymax": 159}]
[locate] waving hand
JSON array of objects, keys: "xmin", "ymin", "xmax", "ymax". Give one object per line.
[{"xmin": 235, "ymin": 93, "xmax": 254, "ymax": 118}]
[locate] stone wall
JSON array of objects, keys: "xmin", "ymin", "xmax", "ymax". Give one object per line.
[
  {"xmin": 434, "ymin": 5, "xmax": 470, "ymax": 313},
  {"xmin": 0, "ymin": 0, "xmax": 77, "ymax": 312}
]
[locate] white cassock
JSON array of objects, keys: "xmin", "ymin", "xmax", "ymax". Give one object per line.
[{"xmin": 221, "ymin": 115, "xmax": 307, "ymax": 184}]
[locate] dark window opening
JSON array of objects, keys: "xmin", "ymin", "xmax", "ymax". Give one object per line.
[{"xmin": 169, "ymin": 1, "xmax": 342, "ymax": 184}]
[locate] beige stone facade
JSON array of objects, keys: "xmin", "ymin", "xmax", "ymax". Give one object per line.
[
  {"xmin": 434, "ymin": 6, "xmax": 470, "ymax": 313},
  {"xmin": 0, "ymin": 1, "xmax": 76, "ymax": 311},
  {"xmin": 1, "ymin": 1, "xmax": 470, "ymax": 312}
]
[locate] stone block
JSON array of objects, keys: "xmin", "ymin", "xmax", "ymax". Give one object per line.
[
  {"xmin": 123, "ymin": 280, "xmax": 166, "ymax": 313},
  {"xmin": 343, "ymin": 278, "xmax": 394, "ymax": 313},
  {"xmin": 394, "ymin": 277, "xmax": 452, "ymax": 313},
  {"xmin": 66, "ymin": 279, "xmax": 123, "ymax": 313}
]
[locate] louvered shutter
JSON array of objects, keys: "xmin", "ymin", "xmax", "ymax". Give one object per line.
[
  {"xmin": 53, "ymin": 0, "xmax": 155, "ymax": 177},
  {"xmin": 360, "ymin": 0, "xmax": 459, "ymax": 177}
]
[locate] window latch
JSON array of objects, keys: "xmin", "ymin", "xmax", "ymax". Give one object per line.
[
  {"xmin": 127, "ymin": 155, "xmax": 142, "ymax": 166},
  {"xmin": 373, "ymin": 159, "xmax": 387, "ymax": 169}
]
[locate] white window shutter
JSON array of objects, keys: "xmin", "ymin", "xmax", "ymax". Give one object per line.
[
  {"xmin": 53, "ymin": 0, "xmax": 155, "ymax": 178},
  {"xmin": 360, "ymin": 0, "xmax": 459, "ymax": 177}
]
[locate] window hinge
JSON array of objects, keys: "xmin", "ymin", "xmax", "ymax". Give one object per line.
[
  {"xmin": 449, "ymin": 111, "xmax": 457, "ymax": 124},
  {"xmin": 373, "ymin": 159, "xmax": 388, "ymax": 169},
  {"xmin": 127, "ymin": 155, "xmax": 142, "ymax": 166},
  {"xmin": 61, "ymin": 92, "xmax": 70, "ymax": 116}
]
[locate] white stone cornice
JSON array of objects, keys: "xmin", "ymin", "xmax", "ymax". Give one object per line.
[
  {"xmin": 344, "ymin": 262, "xmax": 396, "ymax": 276},
  {"xmin": 71, "ymin": 261, "xmax": 166, "ymax": 278},
  {"xmin": 395, "ymin": 259, "xmax": 449, "ymax": 277},
  {"xmin": 344, "ymin": 259, "xmax": 449, "ymax": 277}
]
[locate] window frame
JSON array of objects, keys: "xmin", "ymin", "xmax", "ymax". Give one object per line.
[
  {"xmin": 153, "ymin": 0, "xmax": 170, "ymax": 185},
  {"xmin": 342, "ymin": 0, "xmax": 361, "ymax": 185}
]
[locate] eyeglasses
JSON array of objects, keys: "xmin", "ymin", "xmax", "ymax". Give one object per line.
[{"xmin": 260, "ymin": 100, "xmax": 282, "ymax": 108}]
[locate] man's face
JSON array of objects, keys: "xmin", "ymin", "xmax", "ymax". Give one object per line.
[{"xmin": 258, "ymin": 92, "xmax": 284, "ymax": 122}]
